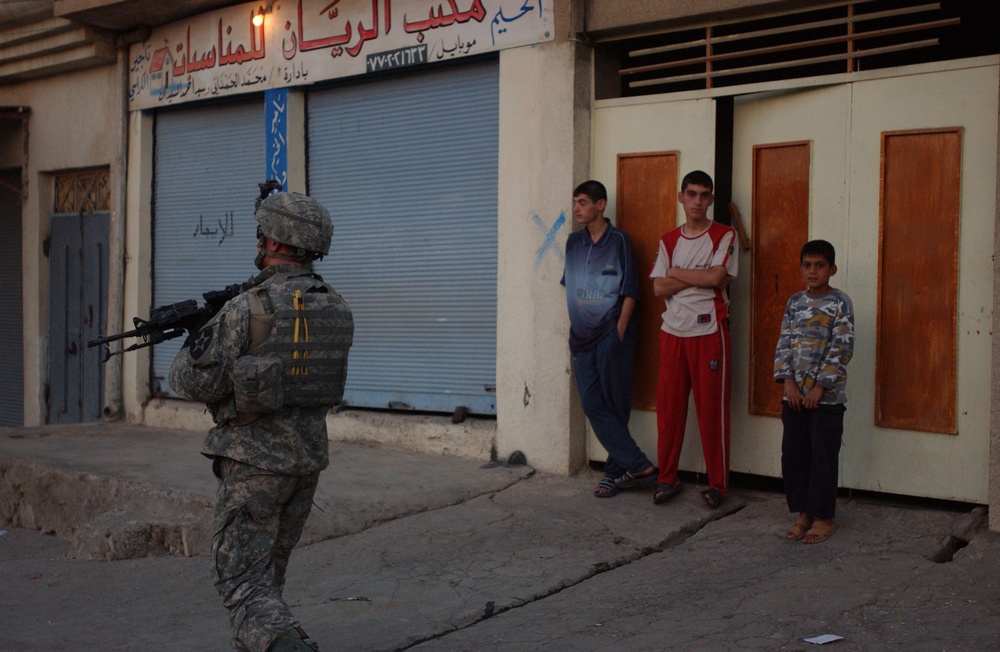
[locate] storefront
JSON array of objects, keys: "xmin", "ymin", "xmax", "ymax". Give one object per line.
[{"xmin": 127, "ymin": 1, "xmax": 551, "ymax": 415}]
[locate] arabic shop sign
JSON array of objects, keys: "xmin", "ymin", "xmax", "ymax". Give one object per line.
[{"xmin": 128, "ymin": 0, "xmax": 553, "ymax": 109}]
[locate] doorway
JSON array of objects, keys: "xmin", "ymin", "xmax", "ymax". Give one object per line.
[{"xmin": 47, "ymin": 170, "xmax": 109, "ymax": 424}]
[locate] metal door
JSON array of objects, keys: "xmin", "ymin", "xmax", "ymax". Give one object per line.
[
  {"xmin": 152, "ymin": 99, "xmax": 265, "ymax": 395},
  {"xmin": 0, "ymin": 170, "xmax": 23, "ymax": 426},
  {"xmin": 589, "ymin": 96, "xmax": 718, "ymax": 465},
  {"xmin": 48, "ymin": 211, "xmax": 108, "ymax": 423},
  {"xmin": 307, "ymin": 60, "xmax": 499, "ymax": 415}
]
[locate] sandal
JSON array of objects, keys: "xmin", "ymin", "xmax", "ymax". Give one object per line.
[
  {"xmin": 615, "ymin": 467, "xmax": 658, "ymax": 490},
  {"xmin": 594, "ymin": 477, "xmax": 619, "ymax": 498},
  {"xmin": 701, "ymin": 488, "xmax": 724, "ymax": 509},
  {"xmin": 785, "ymin": 515, "xmax": 814, "ymax": 541},
  {"xmin": 653, "ymin": 482, "xmax": 683, "ymax": 505},
  {"xmin": 803, "ymin": 520, "xmax": 837, "ymax": 544}
]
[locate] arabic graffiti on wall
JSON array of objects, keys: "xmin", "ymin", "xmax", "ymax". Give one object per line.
[
  {"xmin": 265, "ymin": 88, "xmax": 288, "ymax": 187},
  {"xmin": 129, "ymin": 0, "xmax": 552, "ymax": 109},
  {"xmin": 194, "ymin": 211, "xmax": 236, "ymax": 245}
]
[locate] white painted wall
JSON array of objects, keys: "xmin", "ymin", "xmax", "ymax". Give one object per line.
[
  {"xmin": 495, "ymin": 40, "xmax": 592, "ymax": 474},
  {"xmin": 0, "ymin": 65, "xmax": 117, "ymax": 426}
]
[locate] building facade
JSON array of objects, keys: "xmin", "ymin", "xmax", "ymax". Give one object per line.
[{"xmin": 1, "ymin": 0, "xmax": 998, "ymax": 527}]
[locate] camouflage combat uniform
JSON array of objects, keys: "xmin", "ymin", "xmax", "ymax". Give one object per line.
[{"xmin": 170, "ymin": 263, "xmax": 353, "ymax": 652}]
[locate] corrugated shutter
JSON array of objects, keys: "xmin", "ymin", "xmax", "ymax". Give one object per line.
[
  {"xmin": 152, "ymin": 99, "xmax": 265, "ymax": 394},
  {"xmin": 0, "ymin": 171, "xmax": 23, "ymax": 426},
  {"xmin": 307, "ymin": 59, "xmax": 499, "ymax": 415}
]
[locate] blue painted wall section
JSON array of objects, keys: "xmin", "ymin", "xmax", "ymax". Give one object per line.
[{"xmin": 265, "ymin": 88, "xmax": 288, "ymax": 187}]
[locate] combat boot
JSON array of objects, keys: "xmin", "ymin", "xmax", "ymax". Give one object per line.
[{"xmin": 266, "ymin": 627, "xmax": 319, "ymax": 652}]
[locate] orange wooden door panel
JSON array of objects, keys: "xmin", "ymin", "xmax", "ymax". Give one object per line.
[
  {"xmin": 616, "ymin": 152, "xmax": 679, "ymax": 411},
  {"xmin": 750, "ymin": 142, "xmax": 811, "ymax": 417},
  {"xmin": 876, "ymin": 128, "xmax": 961, "ymax": 433}
]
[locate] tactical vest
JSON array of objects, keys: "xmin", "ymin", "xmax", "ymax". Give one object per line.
[{"xmin": 228, "ymin": 270, "xmax": 354, "ymax": 425}]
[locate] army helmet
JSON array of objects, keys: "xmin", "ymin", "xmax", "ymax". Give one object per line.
[{"xmin": 255, "ymin": 191, "xmax": 332, "ymax": 258}]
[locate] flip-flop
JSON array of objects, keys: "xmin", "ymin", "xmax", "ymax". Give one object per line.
[
  {"xmin": 785, "ymin": 515, "xmax": 814, "ymax": 541},
  {"xmin": 594, "ymin": 477, "xmax": 619, "ymax": 498},
  {"xmin": 701, "ymin": 488, "xmax": 724, "ymax": 509},
  {"xmin": 615, "ymin": 467, "xmax": 659, "ymax": 490},
  {"xmin": 653, "ymin": 482, "xmax": 683, "ymax": 504},
  {"xmin": 803, "ymin": 520, "xmax": 837, "ymax": 544}
]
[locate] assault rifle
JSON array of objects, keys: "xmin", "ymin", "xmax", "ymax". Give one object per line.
[
  {"xmin": 89, "ymin": 179, "xmax": 280, "ymax": 362},
  {"xmin": 87, "ymin": 283, "xmax": 246, "ymax": 362}
]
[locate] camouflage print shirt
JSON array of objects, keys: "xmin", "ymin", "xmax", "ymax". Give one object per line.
[
  {"xmin": 169, "ymin": 264, "xmax": 350, "ymax": 475},
  {"xmin": 773, "ymin": 288, "xmax": 855, "ymax": 405}
]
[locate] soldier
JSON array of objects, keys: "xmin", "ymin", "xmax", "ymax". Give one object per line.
[{"xmin": 170, "ymin": 192, "xmax": 354, "ymax": 652}]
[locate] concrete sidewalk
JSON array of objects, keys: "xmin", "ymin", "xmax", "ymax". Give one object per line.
[{"xmin": 1, "ymin": 423, "xmax": 998, "ymax": 651}]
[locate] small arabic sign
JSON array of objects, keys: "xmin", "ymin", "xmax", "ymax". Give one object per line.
[{"xmin": 128, "ymin": 0, "xmax": 553, "ymax": 109}]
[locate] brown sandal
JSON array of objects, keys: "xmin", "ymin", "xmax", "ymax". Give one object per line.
[
  {"xmin": 785, "ymin": 515, "xmax": 814, "ymax": 541},
  {"xmin": 803, "ymin": 520, "xmax": 837, "ymax": 544}
]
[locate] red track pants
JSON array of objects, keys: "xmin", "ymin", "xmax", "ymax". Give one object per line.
[{"xmin": 656, "ymin": 323, "xmax": 732, "ymax": 493}]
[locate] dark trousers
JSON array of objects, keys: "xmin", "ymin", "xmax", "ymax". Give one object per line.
[
  {"xmin": 572, "ymin": 324, "xmax": 653, "ymax": 478},
  {"xmin": 781, "ymin": 402, "xmax": 846, "ymax": 520}
]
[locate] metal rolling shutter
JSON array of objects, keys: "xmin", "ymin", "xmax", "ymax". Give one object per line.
[
  {"xmin": 152, "ymin": 99, "xmax": 265, "ymax": 395},
  {"xmin": 0, "ymin": 171, "xmax": 22, "ymax": 426},
  {"xmin": 308, "ymin": 60, "xmax": 499, "ymax": 415}
]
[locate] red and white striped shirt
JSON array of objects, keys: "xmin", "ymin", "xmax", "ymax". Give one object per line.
[{"xmin": 649, "ymin": 222, "xmax": 738, "ymax": 337}]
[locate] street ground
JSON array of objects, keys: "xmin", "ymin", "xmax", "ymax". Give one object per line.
[{"xmin": 1, "ymin": 424, "xmax": 996, "ymax": 651}]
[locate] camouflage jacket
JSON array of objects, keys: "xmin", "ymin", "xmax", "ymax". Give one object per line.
[
  {"xmin": 169, "ymin": 264, "xmax": 353, "ymax": 475},
  {"xmin": 773, "ymin": 288, "xmax": 855, "ymax": 405}
]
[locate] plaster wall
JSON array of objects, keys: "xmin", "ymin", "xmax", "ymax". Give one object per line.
[
  {"xmin": 0, "ymin": 64, "xmax": 117, "ymax": 426},
  {"xmin": 122, "ymin": 109, "xmax": 153, "ymax": 425},
  {"xmin": 495, "ymin": 39, "xmax": 592, "ymax": 474},
  {"xmin": 992, "ymin": 65, "xmax": 1000, "ymax": 530}
]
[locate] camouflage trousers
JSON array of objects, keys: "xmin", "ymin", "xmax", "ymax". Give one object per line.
[{"xmin": 212, "ymin": 457, "xmax": 320, "ymax": 652}]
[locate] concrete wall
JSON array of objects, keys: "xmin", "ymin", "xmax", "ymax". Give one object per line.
[
  {"xmin": 992, "ymin": 66, "xmax": 1000, "ymax": 530},
  {"xmin": 494, "ymin": 39, "xmax": 592, "ymax": 474},
  {"xmin": 0, "ymin": 64, "xmax": 117, "ymax": 426}
]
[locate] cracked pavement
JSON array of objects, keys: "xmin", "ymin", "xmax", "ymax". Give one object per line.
[{"xmin": 2, "ymin": 424, "xmax": 998, "ymax": 651}]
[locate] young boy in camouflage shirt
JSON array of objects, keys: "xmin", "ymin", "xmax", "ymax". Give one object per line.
[{"xmin": 773, "ymin": 240, "xmax": 854, "ymax": 544}]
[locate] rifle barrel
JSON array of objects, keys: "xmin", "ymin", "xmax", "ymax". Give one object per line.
[{"xmin": 87, "ymin": 327, "xmax": 149, "ymax": 348}]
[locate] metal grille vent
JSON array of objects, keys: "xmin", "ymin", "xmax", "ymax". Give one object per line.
[
  {"xmin": 54, "ymin": 169, "xmax": 110, "ymax": 213},
  {"xmin": 603, "ymin": 0, "xmax": 995, "ymax": 98}
]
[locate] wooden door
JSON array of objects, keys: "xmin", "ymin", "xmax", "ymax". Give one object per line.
[
  {"xmin": 615, "ymin": 152, "xmax": 679, "ymax": 410},
  {"xmin": 749, "ymin": 142, "xmax": 811, "ymax": 416},
  {"xmin": 876, "ymin": 128, "xmax": 961, "ymax": 433}
]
